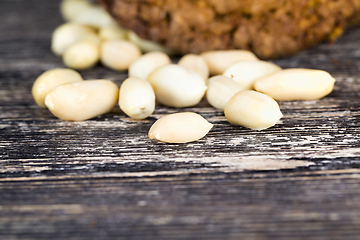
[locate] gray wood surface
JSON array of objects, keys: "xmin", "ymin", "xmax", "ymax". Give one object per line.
[{"xmin": 1, "ymin": 0, "xmax": 360, "ymax": 239}]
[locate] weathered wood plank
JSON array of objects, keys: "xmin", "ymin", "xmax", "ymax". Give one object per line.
[
  {"xmin": 1, "ymin": 0, "xmax": 360, "ymax": 239},
  {"xmin": 1, "ymin": 169, "xmax": 360, "ymax": 239}
]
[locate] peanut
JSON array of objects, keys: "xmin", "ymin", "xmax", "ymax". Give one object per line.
[
  {"xmin": 32, "ymin": 68, "xmax": 83, "ymax": 108},
  {"xmin": 63, "ymin": 40, "xmax": 100, "ymax": 70},
  {"xmin": 100, "ymin": 40, "xmax": 142, "ymax": 71},
  {"xmin": 71, "ymin": 5, "xmax": 114, "ymax": 28},
  {"xmin": 225, "ymin": 90, "xmax": 283, "ymax": 130},
  {"xmin": 60, "ymin": 0, "xmax": 92, "ymax": 22},
  {"xmin": 45, "ymin": 80, "xmax": 119, "ymax": 121},
  {"xmin": 178, "ymin": 54, "xmax": 209, "ymax": 82},
  {"xmin": 223, "ymin": 60, "xmax": 282, "ymax": 90},
  {"xmin": 99, "ymin": 24, "xmax": 128, "ymax": 41},
  {"xmin": 129, "ymin": 51, "xmax": 171, "ymax": 80},
  {"xmin": 51, "ymin": 23, "xmax": 100, "ymax": 56},
  {"xmin": 147, "ymin": 64, "xmax": 207, "ymax": 108},
  {"xmin": 119, "ymin": 77, "xmax": 155, "ymax": 120},
  {"xmin": 254, "ymin": 69, "xmax": 336, "ymax": 101},
  {"xmin": 206, "ymin": 75, "xmax": 243, "ymax": 110},
  {"xmin": 148, "ymin": 112, "xmax": 213, "ymax": 143},
  {"xmin": 200, "ymin": 50, "xmax": 259, "ymax": 76}
]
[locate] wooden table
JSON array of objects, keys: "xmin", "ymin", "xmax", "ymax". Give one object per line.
[{"xmin": 1, "ymin": 1, "xmax": 360, "ymax": 239}]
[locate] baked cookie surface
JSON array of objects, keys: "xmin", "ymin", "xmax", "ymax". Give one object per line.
[{"xmin": 100, "ymin": 0, "xmax": 360, "ymax": 59}]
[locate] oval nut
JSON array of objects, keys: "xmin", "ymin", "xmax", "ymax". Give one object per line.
[
  {"xmin": 223, "ymin": 60, "xmax": 282, "ymax": 90},
  {"xmin": 51, "ymin": 23, "xmax": 100, "ymax": 56},
  {"xmin": 224, "ymin": 90, "xmax": 283, "ymax": 130},
  {"xmin": 129, "ymin": 51, "xmax": 171, "ymax": 80},
  {"xmin": 147, "ymin": 64, "xmax": 207, "ymax": 108},
  {"xmin": 101, "ymin": 40, "xmax": 142, "ymax": 71},
  {"xmin": 99, "ymin": 24, "xmax": 128, "ymax": 41},
  {"xmin": 60, "ymin": 0, "xmax": 93, "ymax": 22},
  {"xmin": 206, "ymin": 75, "xmax": 243, "ymax": 110},
  {"xmin": 32, "ymin": 68, "xmax": 83, "ymax": 108},
  {"xmin": 45, "ymin": 80, "xmax": 119, "ymax": 121},
  {"xmin": 119, "ymin": 77, "xmax": 155, "ymax": 120},
  {"xmin": 62, "ymin": 40, "xmax": 100, "ymax": 70},
  {"xmin": 200, "ymin": 50, "xmax": 259, "ymax": 76},
  {"xmin": 178, "ymin": 54, "xmax": 209, "ymax": 82},
  {"xmin": 254, "ymin": 68, "xmax": 336, "ymax": 101},
  {"xmin": 148, "ymin": 112, "xmax": 213, "ymax": 143},
  {"xmin": 71, "ymin": 5, "xmax": 114, "ymax": 28}
]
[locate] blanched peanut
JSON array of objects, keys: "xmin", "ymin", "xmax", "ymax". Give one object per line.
[
  {"xmin": 51, "ymin": 23, "xmax": 100, "ymax": 56},
  {"xmin": 99, "ymin": 24, "xmax": 128, "ymax": 41},
  {"xmin": 225, "ymin": 90, "xmax": 283, "ymax": 130},
  {"xmin": 71, "ymin": 5, "xmax": 114, "ymax": 28},
  {"xmin": 178, "ymin": 54, "xmax": 209, "ymax": 82},
  {"xmin": 206, "ymin": 76, "xmax": 243, "ymax": 110},
  {"xmin": 148, "ymin": 112, "xmax": 213, "ymax": 143},
  {"xmin": 119, "ymin": 77, "xmax": 155, "ymax": 120},
  {"xmin": 101, "ymin": 40, "xmax": 142, "ymax": 71},
  {"xmin": 254, "ymin": 69, "xmax": 336, "ymax": 101},
  {"xmin": 60, "ymin": 0, "xmax": 93, "ymax": 22},
  {"xmin": 223, "ymin": 60, "xmax": 282, "ymax": 90},
  {"xmin": 63, "ymin": 40, "xmax": 100, "ymax": 70},
  {"xmin": 129, "ymin": 52, "xmax": 171, "ymax": 80},
  {"xmin": 147, "ymin": 64, "xmax": 207, "ymax": 108},
  {"xmin": 32, "ymin": 68, "xmax": 83, "ymax": 108},
  {"xmin": 200, "ymin": 50, "xmax": 259, "ymax": 76},
  {"xmin": 128, "ymin": 31, "xmax": 175, "ymax": 55},
  {"xmin": 45, "ymin": 80, "xmax": 119, "ymax": 121}
]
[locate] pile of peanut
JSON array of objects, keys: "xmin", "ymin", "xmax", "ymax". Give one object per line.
[{"xmin": 32, "ymin": 0, "xmax": 336, "ymax": 143}]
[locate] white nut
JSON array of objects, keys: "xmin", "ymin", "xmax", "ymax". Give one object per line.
[
  {"xmin": 223, "ymin": 60, "xmax": 282, "ymax": 90},
  {"xmin": 200, "ymin": 50, "xmax": 259, "ymax": 76},
  {"xmin": 129, "ymin": 51, "xmax": 171, "ymax": 80},
  {"xmin": 178, "ymin": 54, "xmax": 209, "ymax": 82},
  {"xmin": 60, "ymin": 0, "xmax": 93, "ymax": 22},
  {"xmin": 206, "ymin": 75, "xmax": 243, "ymax": 110},
  {"xmin": 100, "ymin": 40, "xmax": 142, "ymax": 71},
  {"xmin": 45, "ymin": 80, "xmax": 119, "ymax": 121},
  {"xmin": 63, "ymin": 40, "xmax": 100, "ymax": 70},
  {"xmin": 128, "ymin": 30, "xmax": 175, "ymax": 55},
  {"xmin": 147, "ymin": 64, "xmax": 207, "ymax": 108},
  {"xmin": 119, "ymin": 77, "xmax": 155, "ymax": 120},
  {"xmin": 99, "ymin": 24, "xmax": 128, "ymax": 41},
  {"xmin": 224, "ymin": 90, "xmax": 283, "ymax": 130},
  {"xmin": 148, "ymin": 112, "xmax": 213, "ymax": 143},
  {"xmin": 32, "ymin": 68, "xmax": 83, "ymax": 108},
  {"xmin": 71, "ymin": 5, "xmax": 115, "ymax": 28},
  {"xmin": 254, "ymin": 69, "xmax": 336, "ymax": 101},
  {"xmin": 51, "ymin": 23, "xmax": 100, "ymax": 56}
]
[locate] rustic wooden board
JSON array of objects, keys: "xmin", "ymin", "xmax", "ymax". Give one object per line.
[{"xmin": 1, "ymin": 0, "xmax": 360, "ymax": 239}]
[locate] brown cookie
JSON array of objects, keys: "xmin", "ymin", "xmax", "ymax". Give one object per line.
[{"xmin": 100, "ymin": 0, "xmax": 360, "ymax": 59}]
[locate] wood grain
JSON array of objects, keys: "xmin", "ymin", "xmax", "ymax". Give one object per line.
[{"xmin": 1, "ymin": 0, "xmax": 360, "ymax": 239}]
